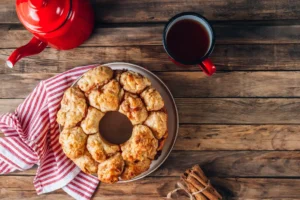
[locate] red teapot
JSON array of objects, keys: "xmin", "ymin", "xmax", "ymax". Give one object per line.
[{"xmin": 7, "ymin": 0, "xmax": 94, "ymax": 68}]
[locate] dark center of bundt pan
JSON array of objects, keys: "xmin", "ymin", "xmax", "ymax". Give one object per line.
[{"xmin": 99, "ymin": 111, "xmax": 133, "ymax": 144}]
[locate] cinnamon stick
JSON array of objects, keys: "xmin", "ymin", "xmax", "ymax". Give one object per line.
[
  {"xmin": 189, "ymin": 172, "xmax": 222, "ymax": 200},
  {"xmin": 183, "ymin": 174, "xmax": 220, "ymax": 200},
  {"xmin": 181, "ymin": 178, "xmax": 208, "ymax": 200},
  {"xmin": 189, "ymin": 165, "xmax": 222, "ymax": 199},
  {"xmin": 191, "ymin": 165, "xmax": 208, "ymax": 182}
]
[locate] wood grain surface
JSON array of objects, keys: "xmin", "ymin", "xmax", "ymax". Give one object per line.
[
  {"xmin": 2, "ymin": 23, "xmax": 300, "ymax": 73},
  {"xmin": 3, "ymin": 0, "xmax": 300, "ymax": 24},
  {"xmin": 1, "ymin": 176, "xmax": 300, "ymax": 199},
  {"xmin": 1, "ymin": 1, "xmax": 300, "ymax": 199}
]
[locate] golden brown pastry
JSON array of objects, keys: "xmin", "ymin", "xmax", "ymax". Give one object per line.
[
  {"xmin": 98, "ymin": 153, "xmax": 125, "ymax": 183},
  {"xmin": 88, "ymin": 89, "xmax": 119, "ymax": 112},
  {"xmin": 88, "ymin": 80, "xmax": 124, "ymax": 112},
  {"xmin": 119, "ymin": 71, "xmax": 151, "ymax": 94},
  {"xmin": 121, "ymin": 125, "xmax": 158, "ymax": 162},
  {"xmin": 144, "ymin": 111, "xmax": 168, "ymax": 140},
  {"xmin": 119, "ymin": 93, "xmax": 148, "ymax": 125},
  {"xmin": 81, "ymin": 107, "xmax": 104, "ymax": 134},
  {"xmin": 57, "ymin": 87, "xmax": 87, "ymax": 128},
  {"xmin": 72, "ymin": 150, "xmax": 98, "ymax": 174},
  {"xmin": 59, "ymin": 126, "xmax": 87, "ymax": 159},
  {"xmin": 141, "ymin": 87, "xmax": 164, "ymax": 111},
  {"xmin": 87, "ymin": 133, "xmax": 120, "ymax": 162},
  {"xmin": 77, "ymin": 65, "xmax": 113, "ymax": 92},
  {"xmin": 58, "ymin": 66, "xmax": 169, "ymax": 182},
  {"xmin": 102, "ymin": 79, "xmax": 124, "ymax": 100},
  {"xmin": 121, "ymin": 158, "xmax": 151, "ymax": 180}
]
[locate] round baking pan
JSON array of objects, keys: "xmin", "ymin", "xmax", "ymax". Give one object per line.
[{"xmin": 69, "ymin": 62, "xmax": 179, "ymax": 183}]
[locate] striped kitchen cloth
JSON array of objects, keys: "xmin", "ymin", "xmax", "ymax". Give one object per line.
[{"xmin": 0, "ymin": 65, "xmax": 100, "ymax": 200}]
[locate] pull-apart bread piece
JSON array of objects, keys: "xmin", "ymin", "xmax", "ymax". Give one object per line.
[
  {"xmin": 119, "ymin": 71, "xmax": 151, "ymax": 94},
  {"xmin": 144, "ymin": 111, "xmax": 168, "ymax": 140},
  {"xmin": 59, "ymin": 126, "xmax": 87, "ymax": 159},
  {"xmin": 77, "ymin": 65, "xmax": 113, "ymax": 93},
  {"xmin": 88, "ymin": 80, "xmax": 124, "ymax": 112},
  {"xmin": 119, "ymin": 93, "xmax": 148, "ymax": 125},
  {"xmin": 57, "ymin": 87, "xmax": 87, "ymax": 128},
  {"xmin": 98, "ymin": 153, "xmax": 125, "ymax": 183},
  {"xmin": 121, "ymin": 158, "xmax": 151, "ymax": 180},
  {"xmin": 121, "ymin": 125, "xmax": 158, "ymax": 162},
  {"xmin": 72, "ymin": 150, "xmax": 98, "ymax": 174},
  {"xmin": 87, "ymin": 133, "xmax": 120, "ymax": 163},
  {"xmin": 141, "ymin": 87, "xmax": 164, "ymax": 111},
  {"xmin": 81, "ymin": 107, "xmax": 105, "ymax": 134}
]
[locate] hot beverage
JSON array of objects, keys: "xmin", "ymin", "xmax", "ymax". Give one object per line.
[{"xmin": 166, "ymin": 19, "xmax": 210, "ymax": 63}]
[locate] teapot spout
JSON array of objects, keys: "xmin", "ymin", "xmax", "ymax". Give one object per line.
[{"xmin": 6, "ymin": 37, "xmax": 47, "ymax": 68}]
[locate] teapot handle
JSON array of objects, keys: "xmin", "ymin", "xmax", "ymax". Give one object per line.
[{"xmin": 6, "ymin": 37, "xmax": 48, "ymax": 68}]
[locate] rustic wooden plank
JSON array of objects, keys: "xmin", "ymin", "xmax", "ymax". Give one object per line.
[
  {"xmin": 158, "ymin": 72, "xmax": 300, "ymax": 98},
  {"xmin": 0, "ymin": 0, "xmax": 17, "ymax": 24},
  {"xmin": 4, "ymin": 1, "xmax": 300, "ymax": 25},
  {"xmin": 3, "ymin": 1, "xmax": 300, "ymax": 24},
  {"xmin": 176, "ymin": 98, "xmax": 300, "ymax": 124},
  {"xmin": 153, "ymin": 151, "xmax": 300, "ymax": 177},
  {"xmin": 2, "ymin": 44, "xmax": 300, "ymax": 73},
  {"xmin": 1, "ymin": 176, "xmax": 300, "ymax": 199},
  {"xmin": 93, "ymin": 0, "xmax": 300, "ymax": 23},
  {"xmin": 3, "ymin": 24, "xmax": 300, "ymax": 49},
  {"xmin": 0, "ymin": 99, "xmax": 23, "ymax": 114},
  {"xmin": 175, "ymin": 125, "xmax": 300, "ymax": 151},
  {"xmin": 5, "ymin": 151, "xmax": 300, "ymax": 177},
  {"xmin": 4, "ymin": 72, "xmax": 300, "ymax": 98},
  {"xmin": 2, "ymin": 98, "xmax": 300, "ymax": 124},
  {"xmin": 0, "ymin": 74, "xmax": 54, "ymax": 98}
]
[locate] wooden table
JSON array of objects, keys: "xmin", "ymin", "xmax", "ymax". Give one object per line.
[{"xmin": 2, "ymin": 0, "xmax": 300, "ymax": 199}]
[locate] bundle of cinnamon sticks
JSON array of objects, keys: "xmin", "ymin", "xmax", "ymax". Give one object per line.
[{"xmin": 180, "ymin": 165, "xmax": 222, "ymax": 200}]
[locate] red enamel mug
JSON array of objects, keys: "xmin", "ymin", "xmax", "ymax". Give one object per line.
[
  {"xmin": 163, "ymin": 12, "xmax": 216, "ymax": 76},
  {"xmin": 6, "ymin": 0, "xmax": 94, "ymax": 68}
]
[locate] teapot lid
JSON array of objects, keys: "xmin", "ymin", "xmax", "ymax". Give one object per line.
[{"xmin": 16, "ymin": 0, "xmax": 71, "ymax": 33}]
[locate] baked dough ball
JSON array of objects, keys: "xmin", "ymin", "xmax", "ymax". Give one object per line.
[
  {"xmin": 119, "ymin": 93, "xmax": 148, "ymax": 125},
  {"xmin": 59, "ymin": 127, "xmax": 87, "ymax": 159},
  {"xmin": 141, "ymin": 87, "xmax": 164, "ymax": 111},
  {"xmin": 121, "ymin": 158, "xmax": 151, "ymax": 180},
  {"xmin": 57, "ymin": 87, "xmax": 87, "ymax": 128},
  {"xmin": 58, "ymin": 66, "xmax": 168, "ymax": 182},
  {"xmin": 120, "ymin": 71, "xmax": 151, "ymax": 94},
  {"xmin": 72, "ymin": 150, "xmax": 98, "ymax": 174},
  {"xmin": 121, "ymin": 125, "xmax": 158, "ymax": 162},
  {"xmin": 81, "ymin": 107, "xmax": 105, "ymax": 134},
  {"xmin": 87, "ymin": 133, "xmax": 120, "ymax": 162},
  {"xmin": 88, "ymin": 80, "xmax": 123, "ymax": 112},
  {"xmin": 98, "ymin": 153, "xmax": 125, "ymax": 184},
  {"xmin": 144, "ymin": 112, "xmax": 168, "ymax": 140},
  {"xmin": 77, "ymin": 65, "xmax": 113, "ymax": 92},
  {"xmin": 102, "ymin": 79, "xmax": 124, "ymax": 100}
]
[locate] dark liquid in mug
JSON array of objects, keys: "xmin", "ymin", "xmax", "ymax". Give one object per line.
[{"xmin": 166, "ymin": 19, "xmax": 210, "ymax": 63}]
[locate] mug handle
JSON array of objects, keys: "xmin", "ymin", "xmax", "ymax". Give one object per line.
[{"xmin": 198, "ymin": 58, "xmax": 216, "ymax": 76}]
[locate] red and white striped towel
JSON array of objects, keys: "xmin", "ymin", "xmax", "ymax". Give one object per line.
[{"xmin": 0, "ymin": 65, "xmax": 100, "ymax": 200}]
